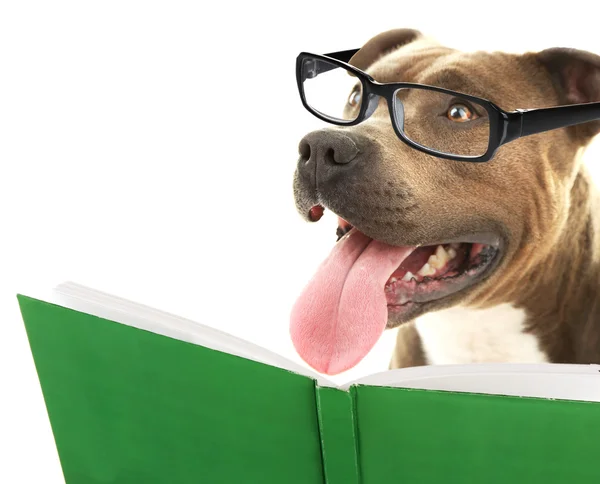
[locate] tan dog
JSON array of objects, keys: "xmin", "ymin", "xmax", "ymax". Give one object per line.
[{"xmin": 292, "ymin": 29, "xmax": 600, "ymax": 371}]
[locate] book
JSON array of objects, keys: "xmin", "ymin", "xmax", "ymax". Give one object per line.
[{"xmin": 18, "ymin": 282, "xmax": 600, "ymax": 484}]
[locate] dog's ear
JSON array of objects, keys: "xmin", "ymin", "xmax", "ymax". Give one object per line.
[
  {"xmin": 537, "ymin": 48, "xmax": 600, "ymax": 138},
  {"xmin": 349, "ymin": 29, "xmax": 423, "ymax": 71}
]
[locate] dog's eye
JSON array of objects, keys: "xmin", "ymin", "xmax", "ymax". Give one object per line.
[
  {"xmin": 347, "ymin": 86, "xmax": 362, "ymax": 108},
  {"xmin": 447, "ymin": 103, "xmax": 477, "ymax": 122}
]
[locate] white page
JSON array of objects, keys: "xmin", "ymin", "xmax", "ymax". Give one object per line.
[
  {"xmin": 51, "ymin": 281, "xmax": 335, "ymax": 387},
  {"xmin": 346, "ymin": 363, "xmax": 600, "ymax": 402},
  {"xmin": 45, "ymin": 282, "xmax": 600, "ymax": 401}
]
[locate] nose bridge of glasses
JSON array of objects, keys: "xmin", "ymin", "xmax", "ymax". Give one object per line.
[
  {"xmin": 361, "ymin": 80, "xmax": 401, "ymax": 117},
  {"xmin": 363, "ymin": 92, "xmax": 381, "ymax": 120},
  {"xmin": 360, "ymin": 82, "xmax": 404, "ymax": 129}
]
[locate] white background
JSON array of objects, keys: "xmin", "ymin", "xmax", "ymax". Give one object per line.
[{"xmin": 2, "ymin": 1, "xmax": 600, "ymax": 482}]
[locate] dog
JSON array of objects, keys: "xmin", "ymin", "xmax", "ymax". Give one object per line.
[{"xmin": 290, "ymin": 28, "xmax": 600, "ymax": 375}]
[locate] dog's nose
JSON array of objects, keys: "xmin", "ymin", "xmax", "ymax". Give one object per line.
[{"xmin": 298, "ymin": 129, "xmax": 360, "ymax": 167}]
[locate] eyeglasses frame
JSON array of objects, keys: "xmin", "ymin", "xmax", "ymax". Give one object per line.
[{"xmin": 296, "ymin": 49, "xmax": 600, "ymax": 162}]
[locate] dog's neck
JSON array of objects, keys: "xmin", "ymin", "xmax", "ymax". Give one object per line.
[{"xmin": 513, "ymin": 161, "xmax": 600, "ymax": 363}]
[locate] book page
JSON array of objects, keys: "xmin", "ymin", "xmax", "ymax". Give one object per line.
[
  {"xmin": 345, "ymin": 363, "xmax": 600, "ymax": 402},
  {"xmin": 52, "ymin": 282, "xmax": 336, "ymax": 387},
  {"xmin": 49, "ymin": 282, "xmax": 600, "ymax": 400}
]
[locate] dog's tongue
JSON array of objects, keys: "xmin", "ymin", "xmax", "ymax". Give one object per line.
[{"xmin": 290, "ymin": 230, "xmax": 415, "ymax": 375}]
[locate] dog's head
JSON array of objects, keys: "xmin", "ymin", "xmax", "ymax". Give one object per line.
[{"xmin": 291, "ymin": 29, "xmax": 600, "ymax": 374}]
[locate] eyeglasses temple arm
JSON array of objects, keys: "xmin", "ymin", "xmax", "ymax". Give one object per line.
[
  {"xmin": 518, "ymin": 102, "xmax": 600, "ymax": 138},
  {"xmin": 323, "ymin": 49, "xmax": 360, "ymax": 63}
]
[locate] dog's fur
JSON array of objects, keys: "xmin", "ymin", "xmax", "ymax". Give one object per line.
[{"xmin": 294, "ymin": 29, "xmax": 600, "ymax": 369}]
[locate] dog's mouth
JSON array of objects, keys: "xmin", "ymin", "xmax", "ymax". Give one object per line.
[
  {"xmin": 290, "ymin": 206, "xmax": 501, "ymax": 376},
  {"xmin": 336, "ymin": 216, "xmax": 499, "ymax": 314}
]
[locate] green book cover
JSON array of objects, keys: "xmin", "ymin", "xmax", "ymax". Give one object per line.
[{"xmin": 18, "ymin": 282, "xmax": 600, "ymax": 483}]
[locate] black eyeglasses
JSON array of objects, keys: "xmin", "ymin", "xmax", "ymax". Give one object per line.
[{"xmin": 297, "ymin": 49, "xmax": 600, "ymax": 162}]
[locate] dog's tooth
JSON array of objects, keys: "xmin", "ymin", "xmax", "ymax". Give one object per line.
[
  {"xmin": 401, "ymin": 271, "xmax": 414, "ymax": 282},
  {"xmin": 435, "ymin": 244, "xmax": 448, "ymax": 260},
  {"xmin": 417, "ymin": 263, "xmax": 436, "ymax": 277},
  {"xmin": 428, "ymin": 245, "xmax": 449, "ymax": 269},
  {"xmin": 390, "ymin": 277, "xmax": 398, "ymax": 283},
  {"xmin": 448, "ymin": 248, "xmax": 457, "ymax": 259},
  {"xmin": 427, "ymin": 255, "xmax": 438, "ymax": 268}
]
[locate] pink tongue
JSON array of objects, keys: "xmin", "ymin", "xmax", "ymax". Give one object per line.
[{"xmin": 290, "ymin": 230, "xmax": 415, "ymax": 375}]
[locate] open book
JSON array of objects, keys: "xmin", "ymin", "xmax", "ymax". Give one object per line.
[{"xmin": 18, "ymin": 282, "xmax": 600, "ymax": 484}]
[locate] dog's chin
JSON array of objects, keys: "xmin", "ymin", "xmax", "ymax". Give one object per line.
[{"xmin": 330, "ymin": 209, "xmax": 504, "ymax": 328}]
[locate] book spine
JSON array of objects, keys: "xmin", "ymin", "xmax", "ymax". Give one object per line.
[{"xmin": 315, "ymin": 384, "xmax": 360, "ymax": 484}]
